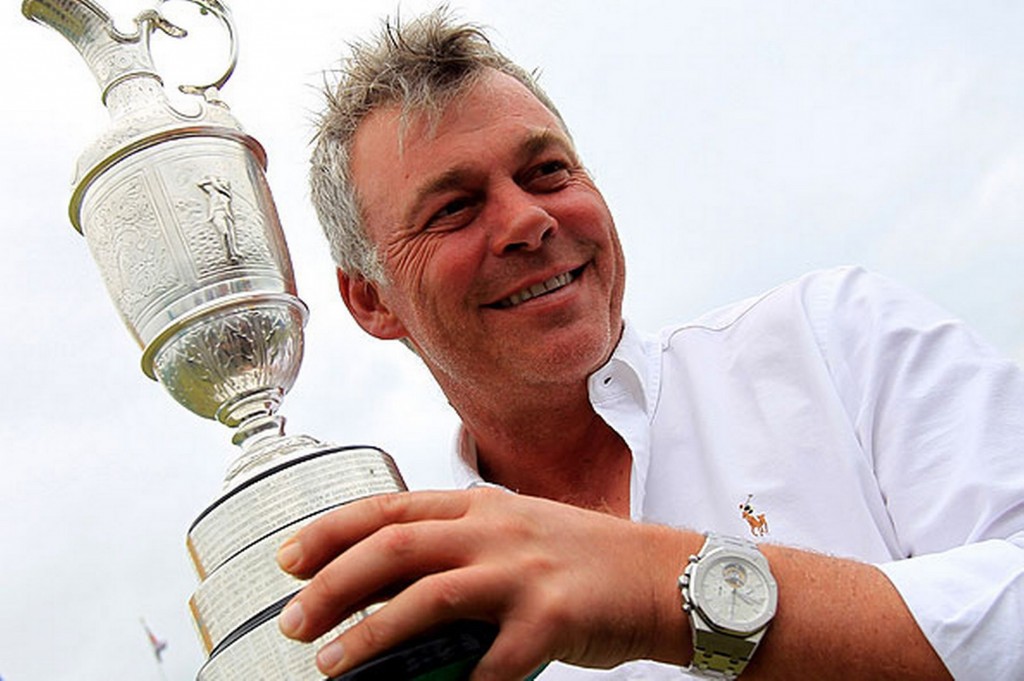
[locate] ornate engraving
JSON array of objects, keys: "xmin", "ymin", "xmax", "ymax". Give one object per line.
[
  {"xmin": 152, "ymin": 304, "xmax": 303, "ymax": 420},
  {"xmin": 84, "ymin": 171, "xmax": 178, "ymax": 328}
]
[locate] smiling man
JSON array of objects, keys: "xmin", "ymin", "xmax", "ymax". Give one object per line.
[
  {"xmin": 339, "ymin": 67, "xmax": 630, "ymax": 511},
  {"xmin": 275, "ymin": 8, "xmax": 1024, "ymax": 680}
]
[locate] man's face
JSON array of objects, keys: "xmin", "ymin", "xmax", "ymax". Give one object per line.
[{"xmin": 347, "ymin": 69, "xmax": 626, "ymax": 399}]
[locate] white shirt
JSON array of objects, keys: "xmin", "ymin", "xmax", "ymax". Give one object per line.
[{"xmin": 453, "ymin": 266, "xmax": 1024, "ymax": 680}]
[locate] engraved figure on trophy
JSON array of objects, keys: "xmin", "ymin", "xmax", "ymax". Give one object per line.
[
  {"xmin": 23, "ymin": 1, "xmax": 496, "ymax": 679},
  {"xmin": 198, "ymin": 176, "xmax": 242, "ymax": 264}
]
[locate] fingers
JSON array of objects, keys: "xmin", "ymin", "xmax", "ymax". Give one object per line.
[
  {"xmin": 312, "ymin": 565, "xmax": 514, "ymax": 677},
  {"xmin": 278, "ymin": 490, "xmax": 474, "ymax": 578},
  {"xmin": 273, "ymin": 487, "xmax": 676, "ymax": 676},
  {"xmin": 279, "ymin": 516, "xmax": 484, "ymax": 642}
]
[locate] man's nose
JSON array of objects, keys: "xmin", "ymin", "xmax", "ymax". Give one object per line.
[{"xmin": 489, "ymin": 186, "xmax": 557, "ymax": 255}]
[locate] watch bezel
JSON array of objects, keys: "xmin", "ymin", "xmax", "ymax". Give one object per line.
[{"xmin": 690, "ymin": 547, "xmax": 777, "ymax": 636}]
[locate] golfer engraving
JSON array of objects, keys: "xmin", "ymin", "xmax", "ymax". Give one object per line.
[{"xmin": 199, "ymin": 176, "xmax": 242, "ymax": 264}]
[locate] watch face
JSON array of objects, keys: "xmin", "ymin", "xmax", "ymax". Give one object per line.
[{"xmin": 696, "ymin": 554, "xmax": 776, "ymax": 634}]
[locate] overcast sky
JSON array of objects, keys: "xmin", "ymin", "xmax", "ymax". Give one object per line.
[{"xmin": 3, "ymin": 2, "xmax": 1024, "ymax": 679}]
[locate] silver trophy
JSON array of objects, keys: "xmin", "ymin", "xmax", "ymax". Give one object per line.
[{"xmin": 23, "ymin": 1, "xmax": 496, "ymax": 678}]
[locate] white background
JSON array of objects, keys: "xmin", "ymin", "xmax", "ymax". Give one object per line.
[{"xmin": 2, "ymin": 2, "xmax": 1023, "ymax": 679}]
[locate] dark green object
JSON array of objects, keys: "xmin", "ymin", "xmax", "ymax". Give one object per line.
[{"xmin": 329, "ymin": 621, "xmax": 548, "ymax": 680}]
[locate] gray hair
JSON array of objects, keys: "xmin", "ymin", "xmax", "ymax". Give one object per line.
[{"xmin": 309, "ymin": 6, "xmax": 566, "ymax": 282}]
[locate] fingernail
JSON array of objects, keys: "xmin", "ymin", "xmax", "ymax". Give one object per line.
[
  {"xmin": 278, "ymin": 600, "xmax": 305, "ymax": 637},
  {"xmin": 277, "ymin": 540, "xmax": 303, "ymax": 572},
  {"xmin": 317, "ymin": 639, "xmax": 346, "ymax": 673}
]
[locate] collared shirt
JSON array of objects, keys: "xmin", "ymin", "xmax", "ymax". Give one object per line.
[{"xmin": 454, "ymin": 266, "xmax": 1024, "ymax": 680}]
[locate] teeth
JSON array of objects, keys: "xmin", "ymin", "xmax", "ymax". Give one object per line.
[{"xmin": 497, "ymin": 271, "xmax": 575, "ymax": 309}]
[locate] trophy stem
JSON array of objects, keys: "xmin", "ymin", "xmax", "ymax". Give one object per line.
[
  {"xmin": 218, "ymin": 388, "xmax": 321, "ymax": 489},
  {"xmin": 223, "ymin": 388, "xmax": 285, "ymax": 446}
]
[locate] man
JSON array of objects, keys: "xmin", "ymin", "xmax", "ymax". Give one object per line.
[{"xmin": 275, "ymin": 9, "xmax": 1024, "ymax": 680}]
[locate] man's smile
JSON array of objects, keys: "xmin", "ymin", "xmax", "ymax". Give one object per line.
[{"xmin": 487, "ymin": 265, "xmax": 586, "ymax": 309}]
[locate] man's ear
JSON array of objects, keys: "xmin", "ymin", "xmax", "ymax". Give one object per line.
[{"xmin": 336, "ymin": 269, "xmax": 408, "ymax": 340}]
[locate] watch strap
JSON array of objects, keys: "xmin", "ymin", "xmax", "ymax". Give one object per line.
[
  {"xmin": 690, "ymin": 620, "xmax": 766, "ymax": 678},
  {"xmin": 697, "ymin": 532, "xmax": 759, "ymax": 558}
]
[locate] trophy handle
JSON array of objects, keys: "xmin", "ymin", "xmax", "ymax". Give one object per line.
[
  {"xmin": 23, "ymin": 0, "xmax": 236, "ymax": 107},
  {"xmin": 151, "ymin": 0, "xmax": 239, "ymax": 105},
  {"xmin": 22, "ymin": 0, "xmax": 172, "ymax": 103}
]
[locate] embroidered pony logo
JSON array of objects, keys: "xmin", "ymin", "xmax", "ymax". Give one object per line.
[{"xmin": 740, "ymin": 494, "xmax": 769, "ymax": 537}]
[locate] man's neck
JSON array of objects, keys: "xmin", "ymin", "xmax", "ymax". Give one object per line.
[{"xmin": 460, "ymin": 389, "xmax": 633, "ymax": 517}]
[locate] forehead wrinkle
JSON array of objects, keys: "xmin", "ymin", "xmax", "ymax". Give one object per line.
[{"xmin": 403, "ymin": 126, "xmax": 578, "ymax": 226}]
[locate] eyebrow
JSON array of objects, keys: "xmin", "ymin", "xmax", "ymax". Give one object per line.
[
  {"xmin": 402, "ymin": 128, "xmax": 578, "ymax": 226},
  {"xmin": 521, "ymin": 128, "xmax": 579, "ymax": 165}
]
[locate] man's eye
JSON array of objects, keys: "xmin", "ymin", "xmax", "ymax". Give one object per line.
[
  {"xmin": 426, "ymin": 197, "xmax": 477, "ymax": 230},
  {"xmin": 437, "ymin": 198, "xmax": 469, "ymax": 218},
  {"xmin": 538, "ymin": 160, "xmax": 569, "ymax": 177},
  {"xmin": 526, "ymin": 161, "xmax": 571, "ymax": 191}
]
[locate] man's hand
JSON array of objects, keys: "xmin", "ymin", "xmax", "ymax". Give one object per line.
[{"xmin": 276, "ymin": 487, "xmax": 693, "ymax": 680}]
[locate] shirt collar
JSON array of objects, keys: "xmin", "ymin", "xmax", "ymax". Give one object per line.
[
  {"xmin": 452, "ymin": 426, "xmax": 488, "ymax": 489},
  {"xmin": 585, "ymin": 320, "xmax": 657, "ymax": 413}
]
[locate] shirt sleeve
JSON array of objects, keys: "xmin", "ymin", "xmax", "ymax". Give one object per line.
[{"xmin": 817, "ymin": 267, "xmax": 1024, "ymax": 680}]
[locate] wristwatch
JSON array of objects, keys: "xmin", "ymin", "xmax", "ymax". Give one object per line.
[{"xmin": 678, "ymin": 533, "xmax": 778, "ymax": 679}]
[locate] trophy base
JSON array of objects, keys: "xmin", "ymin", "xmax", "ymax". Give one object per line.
[
  {"xmin": 328, "ymin": 620, "xmax": 497, "ymax": 681},
  {"xmin": 187, "ymin": 444, "xmax": 550, "ymax": 680}
]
